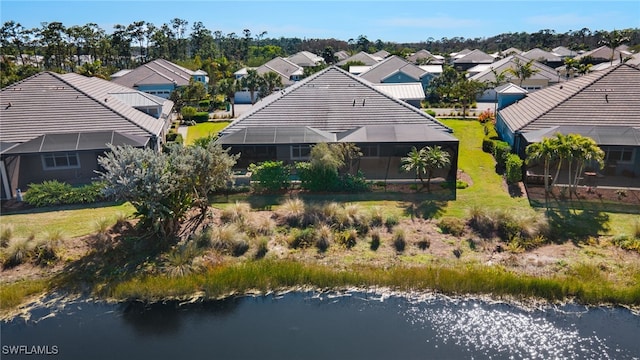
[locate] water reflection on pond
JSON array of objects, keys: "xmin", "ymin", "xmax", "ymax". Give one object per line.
[{"xmin": 3, "ymin": 291, "xmax": 640, "ymax": 359}]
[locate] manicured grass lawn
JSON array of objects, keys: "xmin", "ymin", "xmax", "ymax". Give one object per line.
[
  {"xmin": 0, "ymin": 202, "xmax": 135, "ymax": 239},
  {"xmin": 185, "ymin": 121, "xmax": 230, "ymax": 145},
  {"xmin": 440, "ymin": 119, "xmax": 531, "ymax": 218}
]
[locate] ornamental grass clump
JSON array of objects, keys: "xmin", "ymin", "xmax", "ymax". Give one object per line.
[
  {"xmin": 336, "ymin": 229, "xmax": 358, "ymax": 249},
  {"xmin": 288, "ymin": 227, "xmax": 317, "ymax": 249},
  {"xmin": 314, "ymin": 224, "xmax": 333, "ymax": 252},
  {"xmin": 278, "ymin": 198, "xmax": 306, "ymax": 227},
  {"xmin": 221, "ymin": 201, "xmax": 252, "ymax": 224},
  {"xmin": 161, "ymin": 242, "xmax": 205, "ymax": 278},
  {"xmin": 210, "ymin": 224, "xmax": 249, "ymax": 256},
  {"xmin": 0, "ymin": 224, "xmax": 14, "ymax": 247},
  {"xmin": 2, "ymin": 238, "xmax": 33, "ymax": 268},
  {"xmin": 369, "ymin": 227, "xmax": 383, "ymax": 251},
  {"xmin": 392, "ymin": 228, "xmax": 406, "ymax": 252}
]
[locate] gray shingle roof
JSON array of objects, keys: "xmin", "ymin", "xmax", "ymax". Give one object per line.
[
  {"xmin": 359, "ymin": 56, "xmax": 428, "ymax": 83},
  {"xmin": 111, "ymin": 59, "xmax": 198, "ymax": 88},
  {"xmin": 0, "ymin": 72, "xmax": 172, "ymax": 143},
  {"xmin": 498, "ymin": 64, "xmax": 640, "ymax": 134},
  {"xmin": 220, "ymin": 66, "xmax": 454, "ymax": 140},
  {"xmin": 574, "ymin": 46, "xmax": 621, "ymax": 62}
]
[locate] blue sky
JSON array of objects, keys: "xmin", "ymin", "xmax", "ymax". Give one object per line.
[{"xmin": 1, "ymin": 0, "xmax": 639, "ymax": 43}]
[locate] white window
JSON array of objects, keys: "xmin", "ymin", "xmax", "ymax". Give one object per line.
[
  {"xmin": 41, "ymin": 152, "xmax": 80, "ymax": 170},
  {"xmin": 291, "ymin": 145, "xmax": 311, "ymax": 159}
]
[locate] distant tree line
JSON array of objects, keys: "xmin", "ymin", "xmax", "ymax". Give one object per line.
[{"xmin": 1, "ymin": 18, "xmax": 638, "ymax": 88}]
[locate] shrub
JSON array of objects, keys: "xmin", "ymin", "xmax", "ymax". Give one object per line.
[
  {"xmin": 611, "ymin": 235, "xmax": 640, "ymax": 253},
  {"xmin": 24, "ymin": 181, "xmax": 106, "ymax": 207},
  {"xmin": 198, "ymin": 99, "xmax": 211, "ymax": 110},
  {"xmin": 493, "ymin": 141, "xmax": 512, "ymax": 170},
  {"xmin": 505, "ymin": 154, "xmax": 524, "ymax": 184},
  {"xmin": 425, "ymin": 109, "xmax": 436, "ymax": 117},
  {"xmin": 438, "ymin": 217, "xmax": 466, "ymax": 237},
  {"xmin": 478, "ymin": 109, "xmax": 495, "ymax": 123},
  {"xmin": 417, "ymin": 238, "xmax": 431, "ymax": 250},
  {"xmin": 181, "ymin": 106, "xmax": 197, "ymax": 122},
  {"xmin": 482, "ymin": 137, "xmax": 497, "ymax": 154},
  {"xmin": 295, "ymin": 162, "xmax": 340, "ymax": 192},
  {"xmin": 248, "ymin": 161, "xmax": 291, "ymax": 193},
  {"xmin": 392, "ymin": 228, "xmax": 406, "ymax": 252},
  {"xmin": 193, "ymin": 111, "xmax": 210, "ymax": 123},
  {"xmin": 340, "ymin": 171, "xmax": 371, "ymax": 193}
]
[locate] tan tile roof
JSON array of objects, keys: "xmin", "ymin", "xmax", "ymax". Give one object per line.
[
  {"xmin": 470, "ymin": 54, "xmax": 563, "ymax": 84},
  {"xmin": 498, "ymin": 64, "xmax": 640, "ymax": 134}
]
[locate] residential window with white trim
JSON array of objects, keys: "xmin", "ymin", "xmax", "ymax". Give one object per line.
[
  {"xmin": 291, "ymin": 145, "xmax": 311, "ymax": 160},
  {"xmin": 42, "ymin": 152, "xmax": 80, "ymax": 170}
]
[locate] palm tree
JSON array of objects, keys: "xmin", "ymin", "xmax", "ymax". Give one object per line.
[
  {"xmin": 570, "ymin": 135, "xmax": 604, "ymax": 196},
  {"xmin": 216, "ymin": 78, "xmax": 239, "ymax": 118},
  {"xmin": 401, "ymin": 146, "xmax": 451, "ymax": 192},
  {"xmin": 401, "ymin": 147, "xmax": 427, "ymax": 190},
  {"xmin": 504, "ymin": 58, "xmax": 539, "ymax": 86},
  {"xmin": 422, "ymin": 146, "xmax": 451, "ymax": 192},
  {"xmin": 241, "ymin": 69, "xmax": 262, "ymax": 105},
  {"xmin": 261, "ymin": 71, "xmax": 283, "ymax": 96},
  {"xmin": 525, "ymin": 137, "xmax": 555, "ymax": 195},
  {"xmin": 599, "ymin": 30, "xmax": 630, "ymax": 65}
]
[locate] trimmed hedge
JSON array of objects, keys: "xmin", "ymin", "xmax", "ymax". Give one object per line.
[
  {"xmin": 505, "ymin": 154, "xmax": 524, "ymax": 184},
  {"xmin": 493, "ymin": 141, "xmax": 511, "ymax": 170},
  {"xmin": 193, "ymin": 112, "xmax": 210, "ymax": 123},
  {"xmin": 24, "ymin": 180, "xmax": 107, "ymax": 207},
  {"xmin": 248, "ymin": 161, "xmax": 291, "ymax": 193}
]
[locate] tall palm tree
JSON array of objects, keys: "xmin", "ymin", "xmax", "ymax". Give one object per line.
[
  {"xmin": 525, "ymin": 137, "xmax": 555, "ymax": 194},
  {"xmin": 570, "ymin": 135, "xmax": 604, "ymax": 196},
  {"xmin": 599, "ymin": 30, "xmax": 630, "ymax": 65},
  {"xmin": 261, "ymin": 71, "xmax": 283, "ymax": 95}
]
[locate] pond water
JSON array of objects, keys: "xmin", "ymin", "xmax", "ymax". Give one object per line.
[{"xmin": 2, "ymin": 291, "xmax": 639, "ymax": 359}]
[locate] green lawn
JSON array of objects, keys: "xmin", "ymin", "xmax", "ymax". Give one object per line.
[
  {"xmin": 185, "ymin": 121, "xmax": 230, "ymax": 145},
  {"xmin": 440, "ymin": 119, "xmax": 530, "ymax": 218},
  {"xmin": 0, "ymin": 202, "xmax": 135, "ymax": 239}
]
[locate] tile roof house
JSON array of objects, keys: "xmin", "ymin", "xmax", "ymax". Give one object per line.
[
  {"xmin": 336, "ymin": 51, "xmax": 384, "ymax": 66},
  {"xmin": 234, "ymin": 57, "xmax": 304, "ymax": 104},
  {"xmin": 111, "ymin": 59, "xmax": 209, "ymax": 99},
  {"xmin": 407, "ymin": 49, "xmax": 444, "ymax": 65},
  {"xmin": 0, "ymin": 72, "xmax": 174, "ymax": 199},
  {"xmin": 573, "ymin": 46, "xmax": 623, "ymax": 65},
  {"xmin": 372, "ymin": 50, "xmax": 391, "ymax": 59},
  {"xmin": 470, "ymin": 54, "xmax": 564, "ymax": 101},
  {"xmin": 521, "ymin": 48, "xmax": 564, "ymax": 68},
  {"xmin": 287, "ymin": 51, "xmax": 325, "ymax": 67},
  {"xmin": 452, "ymin": 49, "xmax": 495, "ymax": 71},
  {"xmin": 217, "ymin": 66, "xmax": 458, "ymax": 182},
  {"xmin": 358, "ymin": 55, "xmax": 431, "ymax": 107},
  {"xmin": 496, "ymin": 64, "xmax": 640, "ymax": 178},
  {"xmin": 551, "ymin": 46, "xmax": 578, "ymax": 58}
]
